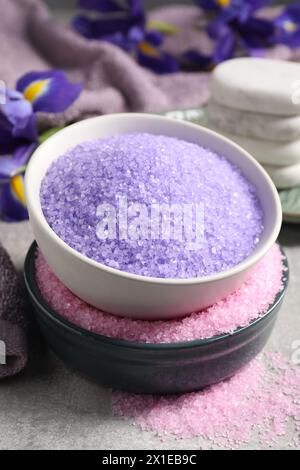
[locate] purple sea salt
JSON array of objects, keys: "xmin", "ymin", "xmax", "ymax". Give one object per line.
[{"xmin": 40, "ymin": 133, "xmax": 264, "ymax": 278}]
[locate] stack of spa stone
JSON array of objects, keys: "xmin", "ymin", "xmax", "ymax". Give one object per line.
[{"xmin": 207, "ymin": 58, "xmax": 300, "ymax": 189}]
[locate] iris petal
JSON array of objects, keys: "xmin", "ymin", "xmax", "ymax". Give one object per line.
[
  {"xmin": 0, "ymin": 144, "xmax": 35, "ymax": 183},
  {"xmin": 138, "ymin": 41, "xmax": 161, "ymax": 58},
  {"xmin": 2, "ymin": 93, "xmax": 37, "ymax": 142},
  {"xmin": 12, "ymin": 143, "xmax": 38, "ymax": 167},
  {"xmin": 144, "ymin": 30, "xmax": 164, "ymax": 47},
  {"xmin": 23, "ymin": 79, "xmax": 50, "ymax": 104},
  {"xmin": 12, "ymin": 112, "xmax": 38, "ymax": 142},
  {"xmin": 73, "ymin": 14, "xmax": 141, "ymax": 38},
  {"xmin": 0, "ymin": 106, "xmax": 37, "ymax": 154},
  {"xmin": 0, "ymin": 178, "xmax": 28, "ymax": 222},
  {"xmin": 271, "ymin": 4, "xmax": 300, "ymax": 48},
  {"xmin": 0, "ymin": 114, "xmax": 18, "ymax": 154},
  {"xmin": 17, "ymin": 71, "xmax": 83, "ymax": 113},
  {"xmin": 181, "ymin": 50, "xmax": 213, "ymax": 71},
  {"xmin": 137, "ymin": 46, "xmax": 179, "ymax": 73},
  {"xmin": 128, "ymin": 0, "xmax": 144, "ymax": 20},
  {"xmin": 79, "ymin": 0, "xmax": 123, "ymax": 12},
  {"xmin": 11, "ymin": 174, "xmax": 26, "ymax": 207},
  {"xmin": 195, "ymin": 0, "xmax": 270, "ymax": 23},
  {"xmin": 0, "ymin": 157, "xmax": 20, "ymax": 181},
  {"xmin": 78, "ymin": 0, "xmax": 144, "ymax": 17},
  {"xmin": 212, "ymin": 27, "xmax": 235, "ymax": 63}
]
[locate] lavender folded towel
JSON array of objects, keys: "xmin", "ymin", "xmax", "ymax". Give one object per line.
[{"xmin": 0, "ymin": 244, "xmax": 27, "ymax": 379}]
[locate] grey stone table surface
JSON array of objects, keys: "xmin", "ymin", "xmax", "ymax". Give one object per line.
[{"xmin": 0, "ymin": 220, "xmax": 299, "ymax": 450}]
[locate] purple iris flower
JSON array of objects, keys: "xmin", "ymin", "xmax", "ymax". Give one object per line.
[
  {"xmin": 236, "ymin": 16, "xmax": 274, "ymax": 55},
  {"xmin": 0, "ymin": 144, "xmax": 37, "ymax": 182},
  {"xmin": 181, "ymin": 23, "xmax": 235, "ymax": 71},
  {"xmin": 0, "ymin": 144, "xmax": 37, "ymax": 222},
  {"xmin": 270, "ymin": 4, "xmax": 300, "ymax": 48},
  {"xmin": 73, "ymin": 0, "xmax": 145, "ymax": 44},
  {"xmin": 0, "ymin": 70, "xmax": 83, "ymax": 221},
  {"xmin": 187, "ymin": 0, "xmax": 275, "ymax": 69},
  {"xmin": 3, "ymin": 91, "xmax": 37, "ymax": 141},
  {"xmin": 134, "ymin": 28, "xmax": 178, "ymax": 74},
  {"xmin": 17, "ymin": 70, "xmax": 83, "ymax": 113},
  {"xmin": 0, "ymin": 177, "xmax": 28, "ymax": 222},
  {"xmin": 0, "ymin": 71, "xmax": 82, "ymax": 157},
  {"xmin": 195, "ymin": 0, "xmax": 270, "ymax": 23},
  {"xmin": 204, "ymin": 0, "xmax": 274, "ymax": 50},
  {"xmin": 0, "ymin": 91, "xmax": 37, "ymax": 155},
  {"xmin": 78, "ymin": 0, "xmax": 144, "ymax": 17},
  {"xmin": 73, "ymin": 0, "xmax": 179, "ymax": 73},
  {"xmin": 182, "ymin": 13, "xmax": 237, "ymax": 71}
]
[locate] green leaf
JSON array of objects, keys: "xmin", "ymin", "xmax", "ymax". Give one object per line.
[
  {"xmin": 39, "ymin": 126, "xmax": 65, "ymax": 144},
  {"xmin": 147, "ymin": 20, "xmax": 181, "ymax": 36}
]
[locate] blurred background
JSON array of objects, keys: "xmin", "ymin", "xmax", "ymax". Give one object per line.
[
  {"xmin": 46, "ymin": 0, "xmax": 192, "ymax": 6},
  {"xmin": 45, "ymin": 0, "xmax": 291, "ymax": 10}
]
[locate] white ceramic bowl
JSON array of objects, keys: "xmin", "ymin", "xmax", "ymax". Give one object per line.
[{"xmin": 25, "ymin": 113, "xmax": 282, "ymax": 320}]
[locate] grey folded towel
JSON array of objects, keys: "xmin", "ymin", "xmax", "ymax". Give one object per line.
[{"xmin": 0, "ymin": 244, "xmax": 28, "ymax": 379}]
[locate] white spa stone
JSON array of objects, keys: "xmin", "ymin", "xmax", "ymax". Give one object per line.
[
  {"xmin": 207, "ymin": 100, "xmax": 300, "ymax": 142},
  {"xmin": 263, "ymin": 162, "xmax": 300, "ymax": 189},
  {"xmin": 209, "ymin": 126, "xmax": 300, "ymax": 166},
  {"xmin": 211, "ymin": 58, "xmax": 300, "ymax": 116}
]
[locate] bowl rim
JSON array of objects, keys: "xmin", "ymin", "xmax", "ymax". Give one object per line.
[
  {"xmin": 25, "ymin": 113, "xmax": 282, "ymax": 286},
  {"xmin": 24, "ymin": 242, "xmax": 288, "ymax": 351}
]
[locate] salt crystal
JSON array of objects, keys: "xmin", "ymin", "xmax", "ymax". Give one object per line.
[
  {"xmin": 34, "ymin": 244, "xmax": 297, "ymax": 448},
  {"xmin": 40, "ymin": 133, "xmax": 264, "ymax": 278},
  {"xmin": 112, "ymin": 354, "xmax": 300, "ymax": 449},
  {"xmin": 35, "ymin": 243, "xmax": 284, "ymax": 344}
]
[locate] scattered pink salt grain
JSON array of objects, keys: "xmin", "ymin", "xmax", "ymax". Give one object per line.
[
  {"xmin": 112, "ymin": 353, "xmax": 300, "ymax": 449},
  {"xmin": 35, "ymin": 244, "xmax": 285, "ymax": 343}
]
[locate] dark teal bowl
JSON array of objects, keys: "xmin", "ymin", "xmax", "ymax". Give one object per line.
[{"xmin": 24, "ymin": 242, "xmax": 288, "ymax": 394}]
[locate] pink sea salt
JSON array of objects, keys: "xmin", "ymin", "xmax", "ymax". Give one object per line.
[
  {"xmin": 35, "ymin": 243, "xmax": 285, "ymax": 343},
  {"xmin": 34, "ymin": 244, "xmax": 298, "ymax": 448},
  {"xmin": 112, "ymin": 353, "xmax": 300, "ymax": 449}
]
